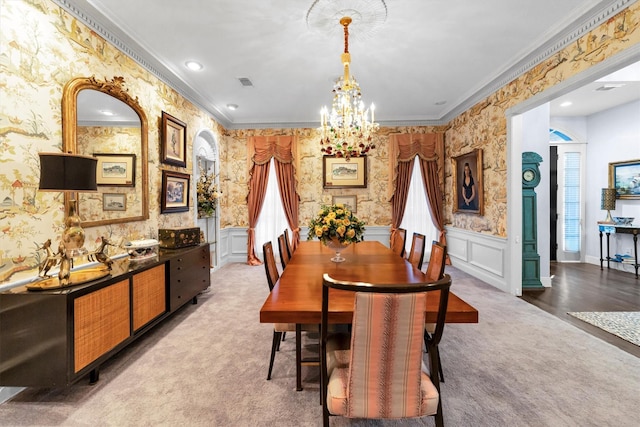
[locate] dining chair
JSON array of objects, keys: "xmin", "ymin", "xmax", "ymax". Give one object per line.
[
  {"xmin": 424, "ymin": 240, "xmax": 448, "ymax": 382},
  {"xmin": 390, "ymin": 227, "xmax": 407, "ymax": 258},
  {"xmin": 283, "ymin": 228, "xmax": 293, "ymax": 258},
  {"xmin": 277, "ymin": 233, "xmax": 291, "ymax": 268},
  {"xmin": 263, "ymin": 241, "xmax": 318, "ymax": 388},
  {"xmin": 407, "ymin": 232, "xmax": 426, "ymax": 271},
  {"xmin": 320, "ymin": 273, "xmax": 451, "ymax": 427}
]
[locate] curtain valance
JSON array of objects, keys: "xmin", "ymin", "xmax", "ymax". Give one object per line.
[{"xmin": 248, "ymin": 135, "xmax": 298, "ymax": 167}]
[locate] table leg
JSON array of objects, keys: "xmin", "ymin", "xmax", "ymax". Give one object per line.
[
  {"xmin": 599, "ymin": 230, "xmax": 604, "ymax": 270},
  {"xmin": 606, "ymin": 232, "xmax": 611, "ymax": 269},
  {"xmin": 633, "ymin": 233, "xmax": 639, "ymax": 279},
  {"xmin": 296, "ymin": 324, "xmax": 302, "ymax": 391}
]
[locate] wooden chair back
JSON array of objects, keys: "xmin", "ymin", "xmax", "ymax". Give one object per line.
[
  {"xmin": 407, "ymin": 232, "xmax": 426, "ymax": 271},
  {"xmin": 390, "ymin": 228, "xmax": 407, "ymax": 258},
  {"xmin": 262, "ymin": 241, "xmax": 279, "ymax": 292},
  {"xmin": 320, "ymin": 273, "xmax": 451, "ymax": 426},
  {"xmin": 425, "ymin": 241, "xmax": 447, "ymax": 282},
  {"xmin": 277, "ymin": 234, "xmax": 291, "ymax": 268},
  {"xmin": 283, "ymin": 228, "xmax": 293, "ymax": 257}
]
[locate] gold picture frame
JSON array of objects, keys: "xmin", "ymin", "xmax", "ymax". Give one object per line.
[
  {"xmin": 452, "ymin": 149, "xmax": 483, "ymax": 215},
  {"xmin": 609, "ymin": 159, "xmax": 640, "ymax": 200},
  {"xmin": 323, "ymin": 156, "xmax": 367, "ymax": 189},
  {"xmin": 94, "ymin": 153, "xmax": 135, "ymax": 186}
]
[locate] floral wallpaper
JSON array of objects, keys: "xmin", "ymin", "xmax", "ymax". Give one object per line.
[
  {"xmin": 0, "ymin": 0, "xmax": 218, "ymax": 284},
  {"xmin": 2, "ymin": 0, "xmax": 640, "ymax": 285},
  {"xmin": 445, "ymin": 4, "xmax": 640, "ymax": 237}
]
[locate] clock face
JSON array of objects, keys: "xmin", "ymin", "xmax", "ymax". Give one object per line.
[{"xmin": 523, "ymin": 169, "xmax": 536, "ymax": 182}]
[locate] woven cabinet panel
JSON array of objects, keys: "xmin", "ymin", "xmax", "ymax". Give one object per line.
[
  {"xmin": 132, "ymin": 264, "xmax": 166, "ymax": 331},
  {"xmin": 74, "ymin": 280, "xmax": 130, "ymax": 373}
]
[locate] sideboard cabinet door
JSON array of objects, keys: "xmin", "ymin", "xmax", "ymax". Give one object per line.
[
  {"xmin": 74, "ymin": 279, "xmax": 130, "ymax": 373},
  {"xmin": 132, "ymin": 264, "xmax": 166, "ymax": 332}
]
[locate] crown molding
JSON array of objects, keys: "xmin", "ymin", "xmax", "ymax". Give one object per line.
[
  {"xmin": 52, "ymin": 0, "xmax": 233, "ymax": 128},
  {"xmin": 55, "ymin": 0, "xmax": 636, "ymax": 130},
  {"xmin": 440, "ymin": 0, "xmax": 638, "ymax": 123}
]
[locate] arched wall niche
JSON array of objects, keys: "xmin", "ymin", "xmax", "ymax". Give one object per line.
[{"xmin": 193, "ymin": 128, "xmax": 220, "ymax": 270}]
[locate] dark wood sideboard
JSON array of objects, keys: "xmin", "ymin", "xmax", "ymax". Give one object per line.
[{"xmin": 0, "ymin": 244, "xmax": 210, "ymax": 387}]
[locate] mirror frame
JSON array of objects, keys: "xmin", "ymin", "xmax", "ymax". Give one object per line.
[{"xmin": 62, "ymin": 76, "xmax": 149, "ymax": 227}]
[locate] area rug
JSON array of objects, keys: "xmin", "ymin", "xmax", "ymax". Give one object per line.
[{"xmin": 567, "ymin": 311, "xmax": 640, "ymax": 347}]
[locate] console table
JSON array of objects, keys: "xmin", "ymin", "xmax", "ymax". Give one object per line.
[
  {"xmin": 598, "ymin": 224, "xmax": 639, "ymax": 278},
  {"xmin": 0, "ymin": 244, "xmax": 210, "ymax": 387}
]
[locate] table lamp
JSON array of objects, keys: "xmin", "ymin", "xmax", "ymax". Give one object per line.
[
  {"xmin": 38, "ymin": 152, "xmax": 98, "ymax": 286},
  {"xmin": 599, "ymin": 188, "xmax": 616, "ymax": 224}
]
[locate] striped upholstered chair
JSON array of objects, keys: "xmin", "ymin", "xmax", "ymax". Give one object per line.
[{"xmin": 320, "ymin": 273, "xmax": 451, "ymax": 427}]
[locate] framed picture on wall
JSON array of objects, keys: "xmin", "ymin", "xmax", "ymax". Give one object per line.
[
  {"xmin": 609, "ymin": 159, "xmax": 640, "ymax": 200},
  {"xmin": 452, "ymin": 149, "xmax": 484, "ymax": 215},
  {"xmin": 161, "ymin": 170, "xmax": 190, "ymax": 213},
  {"xmin": 323, "ymin": 156, "xmax": 367, "ymax": 189},
  {"xmin": 332, "ymin": 195, "xmax": 357, "ymax": 213},
  {"xmin": 94, "ymin": 153, "xmax": 136, "ymax": 186},
  {"xmin": 161, "ymin": 111, "xmax": 187, "ymax": 167},
  {"xmin": 102, "ymin": 193, "xmax": 126, "ymax": 211}
]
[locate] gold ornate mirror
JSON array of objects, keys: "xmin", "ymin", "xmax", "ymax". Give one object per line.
[{"xmin": 62, "ymin": 76, "xmax": 149, "ymax": 227}]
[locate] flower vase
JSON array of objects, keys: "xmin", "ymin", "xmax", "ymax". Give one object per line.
[{"xmin": 325, "ymin": 238, "xmax": 351, "ymax": 263}]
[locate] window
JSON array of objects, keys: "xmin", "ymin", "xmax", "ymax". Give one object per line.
[
  {"xmin": 255, "ymin": 159, "xmax": 289, "ymax": 261},
  {"xmin": 563, "ymin": 152, "xmax": 581, "ymax": 252},
  {"xmin": 400, "ymin": 157, "xmax": 438, "ymax": 257}
]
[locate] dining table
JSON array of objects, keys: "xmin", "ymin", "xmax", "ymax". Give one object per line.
[{"xmin": 259, "ymin": 240, "xmax": 479, "ymax": 390}]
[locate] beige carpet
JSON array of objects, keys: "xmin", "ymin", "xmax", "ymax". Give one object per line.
[{"xmin": 1, "ymin": 263, "xmax": 639, "ymax": 426}]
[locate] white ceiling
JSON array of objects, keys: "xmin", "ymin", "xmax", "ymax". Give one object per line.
[{"xmin": 62, "ymin": 0, "xmax": 638, "ymax": 128}]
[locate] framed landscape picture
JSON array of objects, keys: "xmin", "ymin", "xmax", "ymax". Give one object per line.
[
  {"xmin": 161, "ymin": 111, "xmax": 187, "ymax": 167},
  {"xmin": 94, "ymin": 153, "xmax": 135, "ymax": 186},
  {"xmin": 609, "ymin": 159, "xmax": 640, "ymax": 199},
  {"xmin": 452, "ymin": 149, "xmax": 483, "ymax": 215},
  {"xmin": 323, "ymin": 156, "xmax": 367, "ymax": 189},
  {"xmin": 102, "ymin": 193, "xmax": 126, "ymax": 211},
  {"xmin": 332, "ymin": 195, "xmax": 357, "ymax": 213},
  {"xmin": 161, "ymin": 170, "xmax": 190, "ymax": 213}
]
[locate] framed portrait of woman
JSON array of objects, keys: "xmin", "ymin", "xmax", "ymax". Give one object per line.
[{"xmin": 452, "ymin": 149, "xmax": 483, "ymax": 215}]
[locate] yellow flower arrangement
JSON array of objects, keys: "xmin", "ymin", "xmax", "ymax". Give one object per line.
[
  {"xmin": 307, "ymin": 203, "xmax": 365, "ymax": 246},
  {"xmin": 196, "ymin": 169, "xmax": 220, "ymax": 218}
]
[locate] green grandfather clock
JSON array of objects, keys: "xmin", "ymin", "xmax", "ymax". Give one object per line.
[{"xmin": 522, "ymin": 151, "xmax": 544, "ymax": 290}]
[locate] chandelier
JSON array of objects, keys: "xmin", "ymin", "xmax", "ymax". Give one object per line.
[{"xmin": 319, "ymin": 16, "xmax": 379, "ymax": 160}]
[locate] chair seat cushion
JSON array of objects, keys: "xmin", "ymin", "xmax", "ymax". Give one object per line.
[{"xmin": 326, "ymin": 362, "xmax": 439, "ymax": 417}]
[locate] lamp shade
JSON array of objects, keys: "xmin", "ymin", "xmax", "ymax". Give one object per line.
[
  {"xmin": 38, "ymin": 153, "xmax": 97, "ymax": 192},
  {"xmin": 601, "ymin": 188, "xmax": 616, "ymax": 211}
]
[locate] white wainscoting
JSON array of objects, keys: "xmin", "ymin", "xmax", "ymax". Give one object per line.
[
  {"xmin": 218, "ymin": 226, "xmax": 391, "ymax": 266},
  {"xmin": 218, "ymin": 226, "xmax": 517, "ymax": 293},
  {"xmin": 445, "ymin": 226, "xmax": 510, "ymax": 293}
]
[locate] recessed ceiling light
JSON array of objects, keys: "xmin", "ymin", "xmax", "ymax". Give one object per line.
[
  {"xmin": 185, "ymin": 61, "xmax": 203, "ymax": 71},
  {"xmin": 560, "ymin": 101, "xmax": 572, "ymax": 107},
  {"xmin": 100, "ymin": 110, "xmax": 114, "ymax": 116},
  {"xmin": 227, "ymin": 104, "xmax": 238, "ymax": 110}
]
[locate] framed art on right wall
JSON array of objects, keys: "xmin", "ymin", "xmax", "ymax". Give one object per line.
[
  {"xmin": 452, "ymin": 149, "xmax": 484, "ymax": 215},
  {"xmin": 609, "ymin": 159, "xmax": 640, "ymax": 199}
]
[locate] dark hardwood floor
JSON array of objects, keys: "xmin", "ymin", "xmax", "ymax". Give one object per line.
[{"xmin": 520, "ymin": 262, "xmax": 640, "ymax": 358}]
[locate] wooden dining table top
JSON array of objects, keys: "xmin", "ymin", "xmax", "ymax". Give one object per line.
[{"xmin": 259, "ymin": 240, "xmax": 479, "ymax": 325}]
